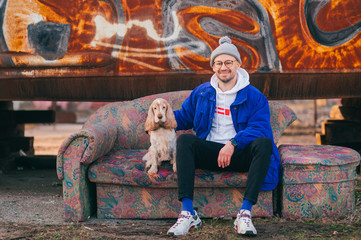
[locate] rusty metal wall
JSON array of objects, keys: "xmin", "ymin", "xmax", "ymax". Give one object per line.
[{"xmin": 0, "ymin": 0, "xmax": 360, "ymax": 100}]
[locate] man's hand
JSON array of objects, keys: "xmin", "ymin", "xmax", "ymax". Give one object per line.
[{"xmin": 218, "ymin": 141, "xmax": 235, "ymax": 168}]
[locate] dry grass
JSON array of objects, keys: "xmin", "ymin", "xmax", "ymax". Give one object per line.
[{"xmin": 1, "ymin": 188, "xmax": 360, "ymax": 240}]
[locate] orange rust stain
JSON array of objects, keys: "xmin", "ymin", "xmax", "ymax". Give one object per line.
[
  {"xmin": 262, "ymin": 0, "xmax": 361, "ymax": 71},
  {"xmin": 3, "ymin": 0, "xmax": 115, "ymax": 69},
  {"xmin": 2, "ymin": 0, "xmax": 361, "ymax": 73},
  {"xmin": 317, "ymin": 0, "xmax": 361, "ymax": 32},
  {"xmin": 177, "ymin": 6, "xmax": 260, "ymax": 71},
  {"xmin": 115, "ymin": 0, "xmax": 168, "ymax": 72}
]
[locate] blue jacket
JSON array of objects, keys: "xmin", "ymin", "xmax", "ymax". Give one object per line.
[{"xmin": 174, "ymin": 82, "xmax": 280, "ymax": 191}]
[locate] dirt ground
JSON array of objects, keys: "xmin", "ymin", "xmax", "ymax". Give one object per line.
[{"xmin": 0, "ymin": 123, "xmax": 361, "ymax": 239}]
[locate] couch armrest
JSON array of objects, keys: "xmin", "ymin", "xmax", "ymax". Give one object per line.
[
  {"xmin": 56, "ymin": 123, "xmax": 117, "ymax": 222},
  {"xmin": 60, "ymin": 137, "xmax": 96, "ymax": 221},
  {"xmin": 57, "ymin": 122, "xmax": 118, "ymax": 180}
]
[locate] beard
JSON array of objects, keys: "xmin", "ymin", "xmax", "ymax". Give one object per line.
[{"xmin": 216, "ymin": 70, "xmax": 235, "ymax": 84}]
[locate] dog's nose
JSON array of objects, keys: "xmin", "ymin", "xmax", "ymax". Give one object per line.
[{"xmin": 158, "ymin": 114, "xmax": 162, "ymax": 119}]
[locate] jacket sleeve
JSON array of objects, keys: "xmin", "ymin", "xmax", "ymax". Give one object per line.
[{"xmin": 234, "ymin": 94, "xmax": 272, "ymax": 149}]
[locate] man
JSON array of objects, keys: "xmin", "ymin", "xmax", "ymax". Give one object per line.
[{"xmin": 167, "ymin": 36, "xmax": 280, "ymax": 236}]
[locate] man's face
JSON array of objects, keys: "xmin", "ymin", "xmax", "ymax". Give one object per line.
[{"xmin": 212, "ymin": 54, "xmax": 240, "ymax": 84}]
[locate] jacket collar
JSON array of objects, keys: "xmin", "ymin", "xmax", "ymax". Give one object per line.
[
  {"xmin": 233, "ymin": 85, "xmax": 248, "ymax": 105},
  {"xmin": 200, "ymin": 84, "xmax": 248, "ymax": 105}
]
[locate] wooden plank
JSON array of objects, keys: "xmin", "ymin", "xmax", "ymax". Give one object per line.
[
  {"xmin": 15, "ymin": 110, "xmax": 55, "ymax": 124},
  {"xmin": 0, "ymin": 72, "xmax": 360, "ymax": 101},
  {"xmin": 0, "ymin": 110, "xmax": 55, "ymax": 124},
  {"xmin": 321, "ymin": 120, "xmax": 361, "ymax": 145},
  {"xmin": 0, "ymin": 137, "xmax": 34, "ymax": 153}
]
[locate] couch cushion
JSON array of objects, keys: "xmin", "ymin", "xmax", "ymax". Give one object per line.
[
  {"xmin": 88, "ymin": 149, "xmax": 249, "ymax": 188},
  {"xmin": 279, "ymin": 144, "xmax": 360, "ymax": 184},
  {"xmin": 279, "ymin": 144, "xmax": 360, "ymax": 219}
]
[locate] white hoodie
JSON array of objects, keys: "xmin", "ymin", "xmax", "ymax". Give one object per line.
[{"xmin": 206, "ymin": 68, "xmax": 250, "ymax": 144}]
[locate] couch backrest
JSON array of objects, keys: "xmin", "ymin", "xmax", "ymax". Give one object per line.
[
  {"xmin": 268, "ymin": 101, "xmax": 297, "ymax": 143},
  {"xmin": 85, "ymin": 91, "xmax": 296, "ymax": 150},
  {"xmin": 85, "ymin": 91, "xmax": 191, "ymax": 150}
]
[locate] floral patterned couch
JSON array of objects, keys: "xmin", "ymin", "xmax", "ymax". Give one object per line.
[
  {"xmin": 57, "ymin": 90, "xmax": 298, "ymax": 221},
  {"xmin": 278, "ymin": 144, "xmax": 360, "ymax": 219}
]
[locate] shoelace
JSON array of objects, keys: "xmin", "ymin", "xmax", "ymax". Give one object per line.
[
  {"xmin": 238, "ymin": 212, "xmax": 251, "ymax": 219},
  {"xmin": 172, "ymin": 213, "xmax": 191, "ymax": 228},
  {"xmin": 237, "ymin": 212, "xmax": 252, "ymax": 228},
  {"xmin": 242, "ymin": 217, "xmax": 252, "ymax": 227}
]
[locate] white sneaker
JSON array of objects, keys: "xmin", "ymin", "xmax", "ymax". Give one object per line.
[
  {"xmin": 167, "ymin": 210, "xmax": 202, "ymax": 236},
  {"xmin": 233, "ymin": 209, "xmax": 257, "ymax": 236}
]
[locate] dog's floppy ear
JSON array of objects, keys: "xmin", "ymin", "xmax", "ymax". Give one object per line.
[
  {"xmin": 145, "ymin": 103, "xmax": 157, "ymax": 132},
  {"xmin": 164, "ymin": 102, "xmax": 177, "ymax": 129}
]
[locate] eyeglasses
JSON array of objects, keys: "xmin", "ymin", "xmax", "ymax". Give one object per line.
[{"xmin": 213, "ymin": 60, "xmax": 235, "ymax": 69}]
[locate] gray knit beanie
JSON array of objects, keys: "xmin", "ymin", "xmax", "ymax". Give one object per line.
[{"xmin": 210, "ymin": 36, "xmax": 241, "ymax": 67}]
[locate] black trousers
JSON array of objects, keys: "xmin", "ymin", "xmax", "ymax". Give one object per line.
[{"xmin": 176, "ymin": 134, "xmax": 272, "ymax": 204}]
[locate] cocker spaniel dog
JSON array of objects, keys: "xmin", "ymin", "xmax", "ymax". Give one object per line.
[{"xmin": 143, "ymin": 98, "xmax": 177, "ymax": 174}]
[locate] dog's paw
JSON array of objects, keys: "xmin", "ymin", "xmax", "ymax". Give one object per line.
[
  {"xmin": 147, "ymin": 166, "xmax": 158, "ymax": 174},
  {"xmin": 172, "ymin": 164, "xmax": 177, "ymax": 173}
]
